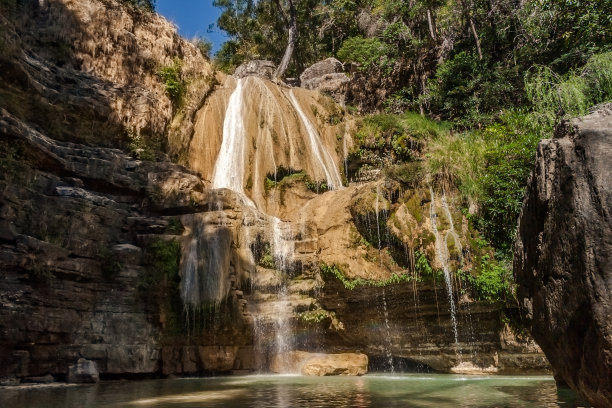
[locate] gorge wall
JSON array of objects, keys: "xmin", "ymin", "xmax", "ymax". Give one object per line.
[
  {"xmin": 515, "ymin": 105, "xmax": 612, "ymax": 407},
  {"xmin": 1, "ymin": 0, "xmax": 549, "ymax": 383}
]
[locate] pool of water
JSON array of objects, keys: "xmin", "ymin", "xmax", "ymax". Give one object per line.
[{"xmin": 0, "ymin": 374, "xmax": 590, "ymax": 408}]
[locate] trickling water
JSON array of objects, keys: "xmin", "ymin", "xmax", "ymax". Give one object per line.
[
  {"xmin": 212, "ymin": 78, "xmax": 255, "ymax": 208},
  {"xmin": 440, "ymin": 189, "xmax": 463, "ymax": 262},
  {"xmin": 270, "ymin": 217, "xmax": 294, "ymax": 371},
  {"xmin": 429, "ymin": 186, "xmax": 460, "ymax": 351},
  {"xmin": 375, "ymin": 185, "xmax": 383, "ymax": 255},
  {"xmin": 288, "ymin": 89, "xmax": 343, "ymax": 189},
  {"xmin": 381, "ymin": 288, "xmax": 395, "ymax": 373},
  {"xmin": 181, "ymin": 236, "xmax": 201, "ymax": 308}
]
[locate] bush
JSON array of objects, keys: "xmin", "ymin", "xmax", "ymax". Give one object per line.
[
  {"xmin": 525, "ymin": 51, "xmax": 612, "ymax": 128},
  {"xmin": 337, "ymin": 36, "xmax": 395, "ymax": 72},
  {"xmin": 157, "ymin": 58, "xmax": 185, "ymax": 108},
  {"xmin": 121, "ymin": 0, "xmax": 155, "ymax": 11},
  {"xmin": 195, "ymin": 37, "xmax": 213, "ymax": 59}
]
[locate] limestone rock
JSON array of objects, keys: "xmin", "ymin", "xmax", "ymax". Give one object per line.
[
  {"xmin": 515, "ymin": 104, "xmax": 612, "ymax": 408},
  {"xmin": 271, "ymin": 351, "xmax": 368, "ymax": 376},
  {"xmin": 234, "ymin": 60, "xmax": 277, "ymax": 80},
  {"xmin": 300, "ymin": 58, "xmax": 349, "ymax": 103},
  {"xmin": 67, "ymin": 359, "xmax": 99, "ymax": 383}
]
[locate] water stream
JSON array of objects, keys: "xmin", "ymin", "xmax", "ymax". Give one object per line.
[
  {"xmin": 429, "ymin": 186, "xmax": 460, "ymax": 351},
  {"xmin": 288, "ymin": 89, "xmax": 343, "ymax": 189}
]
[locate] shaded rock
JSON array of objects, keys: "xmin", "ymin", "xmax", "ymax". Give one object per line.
[
  {"xmin": 515, "ymin": 105, "xmax": 612, "ymax": 408},
  {"xmin": 234, "ymin": 60, "xmax": 277, "ymax": 80},
  {"xmin": 67, "ymin": 359, "xmax": 99, "ymax": 383},
  {"xmin": 300, "ymin": 58, "xmax": 349, "ymax": 103},
  {"xmin": 198, "ymin": 346, "xmax": 239, "ymax": 372},
  {"xmin": 22, "ymin": 374, "xmax": 55, "ymax": 384}
]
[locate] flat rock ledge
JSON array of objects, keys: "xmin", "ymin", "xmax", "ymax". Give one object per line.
[{"xmin": 271, "ymin": 351, "xmax": 368, "ymax": 376}]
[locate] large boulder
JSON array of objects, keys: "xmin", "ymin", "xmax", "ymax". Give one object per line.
[
  {"xmin": 67, "ymin": 359, "xmax": 99, "ymax": 383},
  {"xmin": 271, "ymin": 351, "xmax": 368, "ymax": 376},
  {"xmin": 299, "ymin": 58, "xmax": 349, "ymax": 103},
  {"xmin": 514, "ymin": 105, "xmax": 612, "ymax": 408},
  {"xmin": 234, "ymin": 60, "xmax": 277, "ymax": 80}
]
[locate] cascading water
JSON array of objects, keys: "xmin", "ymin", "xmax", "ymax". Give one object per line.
[
  {"xmin": 429, "ymin": 186, "xmax": 460, "ymax": 351},
  {"xmin": 212, "ymin": 78, "xmax": 256, "ymax": 208},
  {"xmin": 288, "ymin": 89, "xmax": 343, "ymax": 190}
]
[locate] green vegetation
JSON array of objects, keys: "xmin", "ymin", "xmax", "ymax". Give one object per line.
[
  {"xmin": 98, "ymin": 247, "xmax": 122, "ymax": 281},
  {"xmin": 320, "ymin": 262, "xmax": 414, "ymax": 290},
  {"xmin": 458, "ymin": 255, "xmax": 512, "ymax": 302},
  {"xmin": 157, "ymin": 58, "xmax": 185, "ymax": 108},
  {"xmin": 121, "ymin": 0, "xmax": 155, "ymax": 11},
  {"xmin": 194, "ymin": 38, "xmax": 213, "ymax": 59}
]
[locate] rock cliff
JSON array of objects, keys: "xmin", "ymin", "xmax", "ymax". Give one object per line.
[
  {"xmin": 515, "ymin": 105, "xmax": 612, "ymax": 407},
  {"xmin": 0, "ymin": 0, "xmax": 550, "ymax": 384}
]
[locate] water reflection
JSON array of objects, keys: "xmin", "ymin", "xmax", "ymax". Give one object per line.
[{"xmin": 0, "ymin": 375, "xmax": 591, "ymax": 408}]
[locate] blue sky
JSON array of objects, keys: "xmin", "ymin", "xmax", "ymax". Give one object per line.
[{"xmin": 156, "ymin": 0, "xmax": 228, "ymax": 53}]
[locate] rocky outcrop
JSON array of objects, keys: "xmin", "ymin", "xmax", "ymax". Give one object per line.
[
  {"xmin": 515, "ymin": 105, "xmax": 612, "ymax": 407},
  {"xmin": 300, "ymin": 58, "xmax": 349, "ymax": 104},
  {"xmin": 234, "ymin": 60, "xmax": 277, "ymax": 80},
  {"xmin": 67, "ymin": 359, "xmax": 99, "ymax": 383},
  {"xmin": 270, "ymin": 351, "xmax": 368, "ymax": 376},
  {"xmin": 0, "ymin": 0, "xmax": 213, "ymax": 159}
]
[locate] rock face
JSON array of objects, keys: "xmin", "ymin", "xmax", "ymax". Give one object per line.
[
  {"xmin": 515, "ymin": 105, "xmax": 612, "ymax": 408},
  {"xmin": 234, "ymin": 60, "xmax": 277, "ymax": 80},
  {"xmin": 300, "ymin": 58, "xmax": 349, "ymax": 103},
  {"xmin": 270, "ymin": 351, "xmax": 368, "ymax": 376},
  {"xmin": 67, "ymin": 359, "xmax": 99, "ymax": 383}
]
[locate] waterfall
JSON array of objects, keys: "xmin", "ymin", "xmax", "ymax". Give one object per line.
[
  {"xmin": 429, "ymin": 186, "xmax": 460, "ymax": 350},
  {"xmin": 212, "ymin": 78, "xmax": 255, "ymax": 208},
  {"xmin": 288, "ymin": 89, "xmax": 343, "ymax": 190},
  {"xmin": 441, "ymin": 189, "xmax": 463, "ymax": 262}
]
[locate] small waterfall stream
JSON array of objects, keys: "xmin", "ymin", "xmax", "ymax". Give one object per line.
[
  {"xmin": 429, "ymin": 186, "xmax": 460, "ymax": 351},
  {"xmin": 288, "ymin": 89, "xmax": 343, "ymax": 190}
]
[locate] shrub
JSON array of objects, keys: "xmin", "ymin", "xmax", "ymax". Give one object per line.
[
  {"xmin": 157, "ymin": 58, "xmax": 185, "ymax": 108},
  {"xmin": 337, "ymin": 36, "xmax": 395, "ymax": 72},
  {"xmin": 121, "ymin": 0, "xmax": 155, "ymax": 11}
]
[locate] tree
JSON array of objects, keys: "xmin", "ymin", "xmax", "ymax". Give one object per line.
[{"xmin": 274, "ymin": 0, "xmax": 297, "ymax": 78}]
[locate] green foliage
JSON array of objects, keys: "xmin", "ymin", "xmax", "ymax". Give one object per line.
[
  {"xmin": 165, "ymin": 218, "xmax": 184, "ymax": 235},
  {"xmin": 474, "ymin": 114, "xmax": 541, "ymax": 256},
  {"xmin": 195, "ymin": 37, "xmax": 213, "ymax": 59},
  {"xmin": 320, "ymin": 262, "xmax": 414, "ymax": 290},
  {"xmin": 98, "ymin": 247, "xmax": 122, "ymax": 281},
  {"xmin": 414, "ymin": 250, "xmax": 435, "ymax": 278},
  {"xmin": 157, "ymin": 58, "xmax": 185, "ymax": 108},
  {"xmin": 127, "ymin": 128, "xmax": 156, "ymax": 161},
  {"xmin": 120, "ymin": 0, "xmax": 155, "ymax": 11},
  {"xmin": 259, "ymin": 252, "xmax": 276, "ymax": 269},
  {"xmin": 337, "ymin": 36, "xmax": 395, "ymax": 72},
  {"xmin": 383, "ymin": 162, "xmax": 424, "ymax": 189},
  {"xmin": 0, "ymin": 141, "xmax": 30, "ymax": 183},
  {"xmin": 459, "ymin": 255, "xmax": 511, "ymax": 302},
  {"xmin": 298, "ymin": 309, "xmax": 332, "ymax": 324},
  {"xmin": 141, "ymin": 239, "xmax": 181, "ymax": 290},
  {"xmin": 525, "ymin": 52, "xmax": 612, "ymax": 127}
]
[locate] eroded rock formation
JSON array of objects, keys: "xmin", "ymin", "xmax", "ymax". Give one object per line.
[
  {"xmin": 515, "ymin": 105, "xmax": 612, "ymax": 407},
  {"xmin": 0, "ymin": 0, "xmax": 551, "ymax": 384}
]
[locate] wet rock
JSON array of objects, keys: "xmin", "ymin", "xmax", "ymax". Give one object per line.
[
  {"xmin": 515, "ymin": 104, "xmax": 612, "ymax": 408},
  {"xmin": 67, "ymin": 359, "xmax": 99, "ymax": 383},
  {"xmin": 0, "ymin": 377, "xmax": 20, "ymax": 386},
  {"xmin": 234, "ymin": 60, "xmax": 277, "ymax": 80},
  {"xmin": 22, "ymin": 374, "xmax": 55, "ymax": 384}
]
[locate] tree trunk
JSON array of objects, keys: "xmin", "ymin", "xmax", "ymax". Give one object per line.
[
  {"xmin": 468, "ymin": 15, "xmax": 483, "ymax": 60},
  {"xmin": 274, "ymin": 0, "xmax": 297, "ymax": 79},
  {"xmin": 426, "ymin": 8, "xmax": 436, "ymax": 40},
  {"xmin": 458, "ymin": 0, "xmax": 483, "ymax": 60}
]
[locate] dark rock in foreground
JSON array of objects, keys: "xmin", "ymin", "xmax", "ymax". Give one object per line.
[{"xmin": 515, "ymin": 105, "xmax": 612, "ymax": 408}]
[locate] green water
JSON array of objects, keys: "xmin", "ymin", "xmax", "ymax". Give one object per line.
[{"xmin": 0, "ymin": 374, "xmax": 590, "ymax": 408}]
